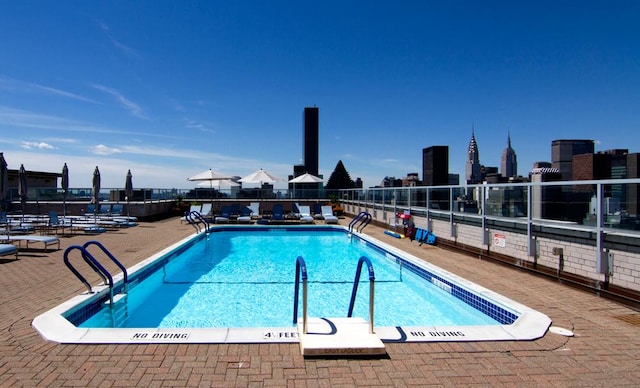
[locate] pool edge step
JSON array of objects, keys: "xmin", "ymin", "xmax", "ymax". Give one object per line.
[{"xmin": 298, "ymin": 317, "xmax": 387, "ymax": 357}]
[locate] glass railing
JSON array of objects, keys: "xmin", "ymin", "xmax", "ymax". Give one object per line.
[{"xmin": 339, "ymin": 178, "xmax": 640, "ymax": 234}]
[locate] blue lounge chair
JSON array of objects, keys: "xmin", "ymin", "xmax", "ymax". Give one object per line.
[
  {"xmin": 313, "ymin": 203, "xmax": 323, "ymax": 219},
  {"xmin": 111, "ymin": 204, "xmax": 123, "ymax": 216},
  {"xmin": 0, "ymin": 243, "xmax": 18, "ymax": 259},
  {"xmin": 215, "ymin": 206, "xmax": 231, "ymax": 224},
  {"xmin": 99, "ymin": 204, "xmax": 112, "ymax": 215},
  {"xmin": 237, "ymin": 206, "xmax": 254, "ymax": 223},
  {"xmin": 48, "ymin": 211, "xmax": 72, "ymax": 235},
  {"xmin": 271, "ymin": 204, "xmax": 284, "ymax": 221},
  {"xmin": 1, "ymin": 234, "xmax": 60, "ymax": 251}
]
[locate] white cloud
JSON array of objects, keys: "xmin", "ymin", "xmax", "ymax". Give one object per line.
[
  {"xmin": 92, "ymin": 144, "xmax": 121, "ymax": 155},
  {"xmin": 91, "ymin": 84, "xmax": 148, "ymax": 120},
  {"xmin": 20, "ymin": 141, "xmax": 54, "ymax": 150},
  {"xmin": 184, "ymin": 118, "xmax": 216, "ymax": 134},
  {"xmin": 95, "ymin": 20, "xmax": 140, "ymax": 58},
  {"xmin": 0, "ymin": 76, "xmax": 98, "ymax": 103}
]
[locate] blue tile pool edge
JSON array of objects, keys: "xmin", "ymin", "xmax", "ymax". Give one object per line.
[{"xmin": 32, "ymin": 225, "xmax": 552, "ymax": 344}]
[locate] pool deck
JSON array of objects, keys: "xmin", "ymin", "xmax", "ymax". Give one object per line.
[{"xmin": 1, "ymin": 217, "xmax": 639, "ymax": 386}]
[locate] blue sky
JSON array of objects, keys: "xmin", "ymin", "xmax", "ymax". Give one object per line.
[{"xmin": 1, "ymin": 1, "xmax": 638, "ymax": 189}]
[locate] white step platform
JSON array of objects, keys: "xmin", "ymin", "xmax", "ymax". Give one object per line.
[{"xmin": 298, "ymin": 317, "xmax": 386, "ymax": 357}]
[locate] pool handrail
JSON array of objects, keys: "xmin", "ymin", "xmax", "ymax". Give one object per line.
[
  {"xmin": 63, "ymin": 245, "xmax": 114, "ymax": 297},
  {"xmin": 347, "ymin": 256, "xmax": 375, "ymax": 334},
  {"xmin": 83, "ymin": 240, "xmax": 129, "ymax": 293},
  {"xmin": 186, "ymin": 210, "xmax": 209, "ymax": 233},
  {"xmin": 348, "ymin": 211, "xmax": 372, "ymax": 233},
  {"xmin": 293, "ymin": 256, "xmax": 308, "ymax": 334}
]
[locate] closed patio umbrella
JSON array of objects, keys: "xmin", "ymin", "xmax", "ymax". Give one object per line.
[
  {"xmin": 61, "ymin": 163, "xmax": 69, "ymax": 217},
  {"xmin": 91, "ymin": 166, "xmax": 100, "ymax": 221},
  {"xmin": 0, "ymin": 153, "xmax": 8, "ymax": 209},
  {"xmin": 125, "ymin": 169, "xmax": 133, "ymax": 217},
  {"xmin": 18, "ymin": 164, "xmax": 27, "ymax": 221}
]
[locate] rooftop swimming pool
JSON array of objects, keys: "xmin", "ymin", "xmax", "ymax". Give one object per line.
[{"xmin": 33, "ymin": 226, "xmax": 551, "ymax": 344}]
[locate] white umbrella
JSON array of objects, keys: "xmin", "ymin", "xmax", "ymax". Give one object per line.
[
  {"xmin": 240, "ymin": 169, "xmax": 284, "ymax": 199},
  {"xmin": 240, "ymin": 169, "xmax": 284, "ymax": 197},
  {"xmin": 187, "ymin": 169, "xmax": 233, "ymax": 207},
  {"xmin": 196, "ymin": 179, "xmax": 240, "ymax": 188},
  {"xmin": 289, "ymin": 172, "xmax": 323, "ymax": 199},
  {"xmin": 187, "ymin": 169, "xmax": 232, "ymax": 182},
  {"xmin": 239, "ymin": 168, "xmax": 284, "ymax": 184},
  {"xmin": 288, "ymin": 173, "xmax": 323, "ymax": 184}
]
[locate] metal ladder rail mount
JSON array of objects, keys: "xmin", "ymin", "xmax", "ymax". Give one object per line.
[
  {"xmin": 347, "ymin": 256, "xmax": 375, "ymax": 334},
  {"xmin": 293, "ymin": 256, "xmax": 309, "ymax": 334}
]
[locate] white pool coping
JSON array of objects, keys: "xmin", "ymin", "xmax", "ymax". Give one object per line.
[{"xmin": 32, "ymin": 226, "xmax": 551, "ymax": 344}]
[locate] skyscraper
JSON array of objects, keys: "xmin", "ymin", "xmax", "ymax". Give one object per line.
[
  {"xmin": 501, "ymin": 132, "xmax": 517, "ymax": 178},
  {"xmin": 422, "ymin": 146, "xmax": 449, "ymax": 186},
  {"xmin": 551, "ymin": 139, "xmax": 594, "ymax": 181},
  {"xmin": 303, "ymin": 107, "xmax": 319, "ymax": 176},
  {"xmin": 466, "ymin": 128, "xmax": 482, "ymax": 184}
]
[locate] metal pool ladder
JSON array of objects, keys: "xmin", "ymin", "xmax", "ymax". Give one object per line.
[
  {"xmin": 293, "ymin": 255, "xmax": 386, "ymax": 357},
  {"xmin": 348, "ymin": 211, "xmax": 372, "ymax": 233},
  {"xmin": 63, "ymin": 240, "xmax": 130, "ymax": 307},
  {"xmin": 185, "ymin": 210, "xmax": 210, "ymax": 234}
]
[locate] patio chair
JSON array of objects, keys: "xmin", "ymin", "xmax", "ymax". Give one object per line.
[
  {"xmin": 298, "ymin": 205, "xmax": 314, "ymax": 224},
  {"xmin": 321, "ymin": 206, "xmax": 339, "ymax": 224},
  {"xmin": 180, "ymin": 204, "xmax": 202, "ymax": 223},
  {"xmin": 1, "ymin": 234, "xmax": 60, "ymax": 251},
  {"xmin": 48, "ymin": 211, "xmax": 72, "ymax": 235},
  {"xmin": 271, "ymin": 204, "xmax": 285, "ymax": 221},
  {"xmin": 215, "ymin": 206, "xmax": 231, "ymax": 224},
  {"xmin": 237, "ymin": 205, "xmax": 254, "ymax": 224},
  {"xmin": 0, "ymin": 243, "xmax": 18, "ymax": 260}
]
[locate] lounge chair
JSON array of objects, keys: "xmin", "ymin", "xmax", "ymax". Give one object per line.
[
  {"xmin": 1, "ymin": 234, "xmax": 60, "ymax": 250},
  {"xmin": 180, "ymin": 204, "xmax": 202, "ymax": 223},
  {"xmin": 271, "ymin": 204, "xmax": 285, "ymax": 222},
  {"xmin": 0, "ymin": 243, "xmax": 18, "ymax": 259},
  {"xmin": 248, "ymin": 202, "xmax": 260, "ymax": 219},
  {"xmin": 99, "ymin": 204, "xmax": 112, "ymax": 215},
  {"xmin": 111, "ymin": 204, "xmax": 123, "ymax": 216},
  {"xmin": 215, "ymin": 206, "xmax": 231, "ymax": 224},
  {"xmin": 298, "ymin": 205, "xmax": 314, "ymax": 224},
  {"xmin": 48, "ymin": 211, "xmax": 73, "ymax": 235},
  {"xmin": 199, "ymin": 203, "xmax": 213, "ymax": 218},
  {"xmin": 321, "ymin": 206, "xmax": 339, "ymax": 224},
  {"xmin": 313, "ymin": 203, "xmax": 323, "ymax": 219},
  {"xmin": 237, "ymin": 206, "xmax": 254, "ymax": 224}
]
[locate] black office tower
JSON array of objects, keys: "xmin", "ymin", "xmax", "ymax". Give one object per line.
[
  {"xmin": 422, "ymin": 146, "xmax": 449, "ymax": 186},
  {"xmin": 303, "ymin": 107, "xmax": 319, "ymax": 176}
]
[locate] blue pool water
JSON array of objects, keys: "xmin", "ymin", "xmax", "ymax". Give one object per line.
[{"xmin": 73, "ymin": 228, "xmax": 507, "ymax": 329}]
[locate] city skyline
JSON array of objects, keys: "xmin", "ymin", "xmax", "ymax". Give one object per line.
[{"xmin": 1, "ymin": 1, "xmax": 639, "ymax": 189}]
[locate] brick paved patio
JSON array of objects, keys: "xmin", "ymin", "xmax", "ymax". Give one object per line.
[{"xmin": 1, "ymin": 217, "xmax": 638, "ymax": 386}]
